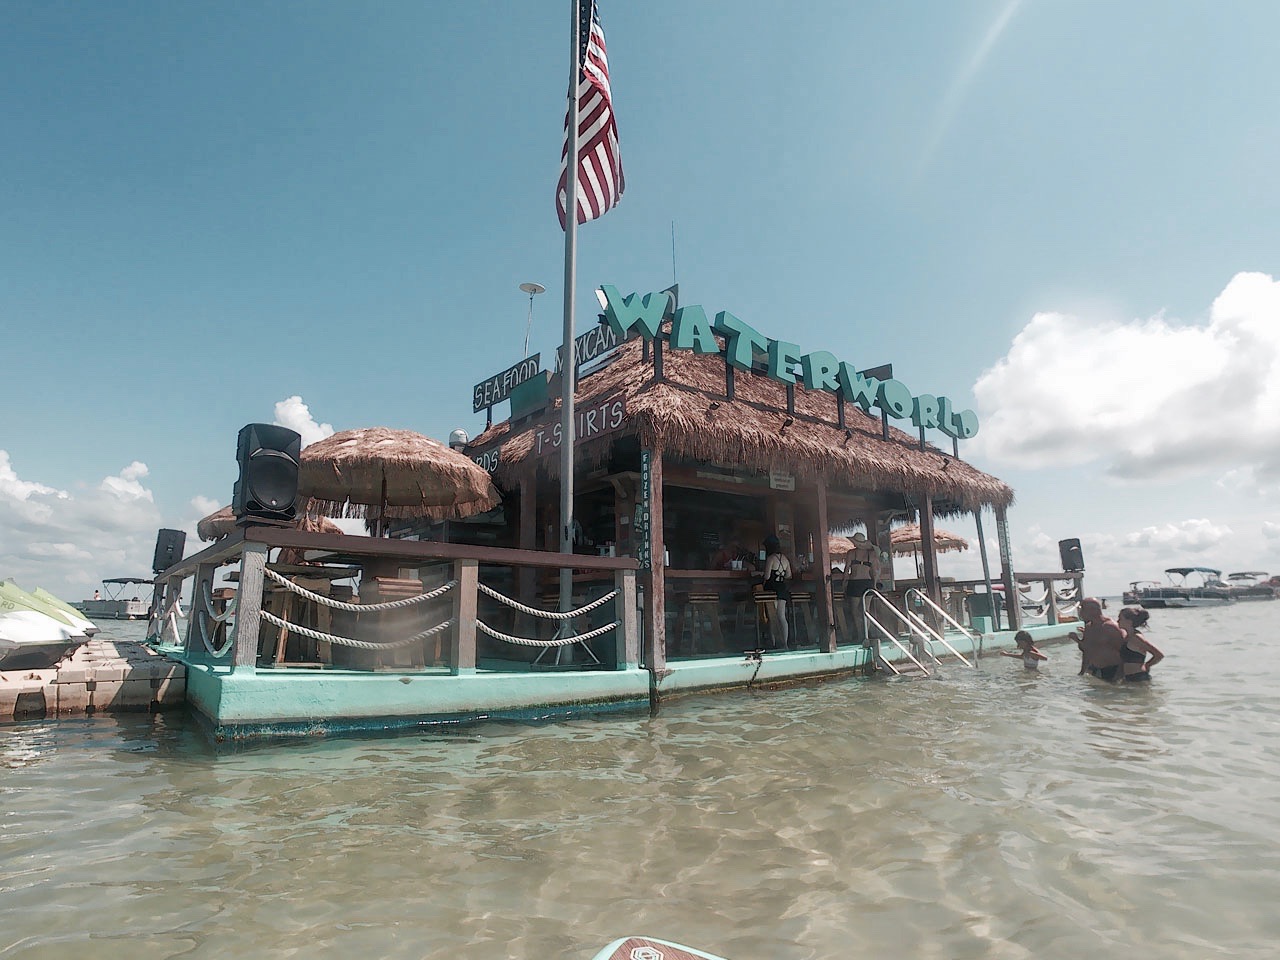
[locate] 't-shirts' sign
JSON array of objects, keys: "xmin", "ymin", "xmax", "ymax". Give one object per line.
[
  {"xmin": 472, "ymin": 355, "xmax": 542, "ymax": 412},
  {"xmin": 534, "ymin": 398, "xmax": 627, "ymax": 455}
]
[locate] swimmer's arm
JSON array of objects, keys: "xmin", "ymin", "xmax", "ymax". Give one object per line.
[
  {"xmin": 1142, "ymin": 639, "xmax": 1164, "ymax": 669},
  {"xmin": 1031, "ymin": 648, "xmax": 1048, "ymax": 661},
  {"xmin": 1000, "ymin": 650, "xmax": 1020, "ymax": 658}
]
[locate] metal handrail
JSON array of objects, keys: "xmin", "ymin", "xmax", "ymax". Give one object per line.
[
  {"xmin": 903, "ymin": 588, "xmax": 978, "ymax": 666},
  {"xmin": 862, "ymin": 590, "xmax": 933, "ymax": 676}
]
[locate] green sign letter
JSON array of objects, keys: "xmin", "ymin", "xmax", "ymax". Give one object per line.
[
  {"xmin": 713, "ymin": 311, "xmax": 770, "ymax": 371},
  {"xmin": 837, "ymin": 362, "xmax": 880, "ymax": 412},
  {"xmin": 599, "ymin": 285, "xmax": 667, "ymax": 341},
  {"xmin": 767, "ymin": 340, "xmax": 802, "ymax": 384},
  {"xmin": 671, "ymin": 305, "xmax": 722, "ymax": 355},
  {"xmin": 801, "ymin": 351, "xmax": 841, "ymax": 392},
  {"xmin": 911, "ymin": 394, "xmax": 940, "ymax": 429},
  {"xmin": 876, "ymin": 379, "xmax": 913, "ymax": 419}
]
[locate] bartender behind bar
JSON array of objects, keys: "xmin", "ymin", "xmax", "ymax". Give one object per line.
[{"xmin": 711, "ymin": 533, "xmax": 758, "ymax": 573}]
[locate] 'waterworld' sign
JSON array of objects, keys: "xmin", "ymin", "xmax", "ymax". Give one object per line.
[{"xmin": 598, "ymin": 286, "xmax": 979, "ymax": 438}]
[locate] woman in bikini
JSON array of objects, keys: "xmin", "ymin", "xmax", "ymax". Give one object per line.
[
  {"xmin": 1116, "ymin": 606, "xmax": 1163, "ymax": 682},
  {"xmin": 761, "ymin": 535, "xmax": 792, "ymax": 651}
]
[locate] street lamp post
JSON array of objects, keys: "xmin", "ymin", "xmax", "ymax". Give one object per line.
[{"xmin": 519, "ymin": 282, "xmax": 546, "ymax": 359}]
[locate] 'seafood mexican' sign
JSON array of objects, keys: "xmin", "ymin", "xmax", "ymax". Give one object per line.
[
  {"xmin": 534, "ymin": 398, "xmax": 626, "ymax": 455},
  {"xmin": 598, "ymin": 285, "xmax": 979, "ymax": 438}
]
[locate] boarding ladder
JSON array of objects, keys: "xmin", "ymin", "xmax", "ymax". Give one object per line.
[{"xmin": 861, "ymin": 589, "xmax": 980, "ymax": 677}]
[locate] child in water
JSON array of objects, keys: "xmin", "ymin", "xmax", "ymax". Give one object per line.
[{"xmin": 1001, "ymin": 630, "xmax": 1048, "ymax": 670}]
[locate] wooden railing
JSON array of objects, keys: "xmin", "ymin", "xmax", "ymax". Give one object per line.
[{"xmin": 151, "ymin": 525, "xmax": 641, "ymax": 675}]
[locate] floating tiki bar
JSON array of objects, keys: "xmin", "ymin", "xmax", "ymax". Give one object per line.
[{"xmin": 147, "ymin": 285, "xmax": 1082, "ymax": 741}]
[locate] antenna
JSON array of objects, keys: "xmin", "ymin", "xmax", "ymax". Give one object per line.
[
  {"xmin": 671, "ymin": 221, "xmax": 677, "ymax": 285},
  {"xmin": 519, "ymin": 282, "xmax": 546, "ymax": 358}
]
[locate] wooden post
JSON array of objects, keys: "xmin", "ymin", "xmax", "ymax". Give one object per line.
[
  {"xmin": 919, "ymin": 495, "xmax": 941, "ymax": 604},
  {"xmin": 146, "ymin": 579, "xmax": 167, "ymax": 644},
  {"xmin": 185, "ymin": 562, "xmax": 218, "ymax": 656},
  {"xmin": 450, "ymin": 558, "xmax": 478, "ymax": 675},
  {"xmin": 1046, "ymin": 579, "xmax": 1058, "ymax": 624},
  {"xmin": 814, "ymin": 478, "xmax": 836, "ymax": 653},
  {"xmin": 643, "ymin": 448, "xmax": 667, "ymax": 674},
  {"xmin": 518, "ymin": 475, "xmax": 537, "ymax": 606},
  {"xmin": 231, "ymin": 541, "xmax": 269, "ymax": 672},
  {"xmin": 615, "ymin": 568, "xmax": 639, "ymax": 669},
  {"xmin": 995, "ymin": 506, "xmax": 1020, "ymax": 630}
]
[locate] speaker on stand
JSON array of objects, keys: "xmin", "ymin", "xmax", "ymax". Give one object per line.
[
  {"xmin": 152, "ymin": 528, "xmax": 187, "ymax": 574},
  {"xmin": 1058, "ymin": 538, "xmax": 1084, "ymax": 572},
  {"xmin": 232, "ymin": 423, "xmax": 302, "ymax": 525}
]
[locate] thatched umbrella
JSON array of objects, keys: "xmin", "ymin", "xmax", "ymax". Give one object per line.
[
  {"xmin": 891, "ymin": 521, "xmax": 969, "ymax": 577},
  {"xmin": 828, "ymin": 535, "xmax": 856, "ymax": 558},
  {"xmin": 890, "ymin": 522, "xmax": 969, "ymax": 556},
  {"xmin": 197, "ymin": 504, "xmax": 344, "ymax": 542},
  {"xmin": 298, "ymin": 427, "xmax": 500, "ymax": 535}
]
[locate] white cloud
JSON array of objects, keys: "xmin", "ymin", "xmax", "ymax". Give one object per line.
[
  {"xmin": 100, "ymin": 461, "xmax": 154, "ymax": 502},
  {"xmin": 191, "ymin": 494, "xmax": 221, "ymax": 517},
  {"xmin": 1121, "ymin": 518, "xmax": 1232, "ymax": 553},
  {"xmin": 0, "ymin": 450, "xmax": 68, "ymax": 502},
  {"xmin": 971, "ymin": 272, "xmax": 1280, "ymax": 488},
  {"xmin": 1263, "ymin": 521, "xmax": 1280, "ymax": 540},
  {"xmin": 274, "ymin": 395, "xmax": 335, "ymax": 449},
  {"xmin": 0, "ymin": 455, "xmax": 166, "ymax": 601}
]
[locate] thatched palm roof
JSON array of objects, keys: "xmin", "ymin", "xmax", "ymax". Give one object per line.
[
  {"xmin": 470, "ymin": 332, "xmax": 1013, "ymax": 512},
  {"xmin": 299, "ymin": 427, "xmax": 500, "ymax": 523}
]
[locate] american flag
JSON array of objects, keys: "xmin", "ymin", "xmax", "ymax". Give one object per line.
[{"xmin": 557, "ymin": 0, "xmax": 624, "ymax": 228}]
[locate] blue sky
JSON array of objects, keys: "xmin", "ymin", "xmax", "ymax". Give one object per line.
[{"xmin": 5, "ymin": 1, "xmax": 1280, "ymax": 601}]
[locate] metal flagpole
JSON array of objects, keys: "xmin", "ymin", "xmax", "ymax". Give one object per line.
[{"xmin": 558, "ymin": 0, "xmax": 581, "ymax": 628}]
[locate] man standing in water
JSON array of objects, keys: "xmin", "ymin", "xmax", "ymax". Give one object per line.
[{"xmin": 1077, "ymin": 597, "xmax": 1125, "ymax": 681}]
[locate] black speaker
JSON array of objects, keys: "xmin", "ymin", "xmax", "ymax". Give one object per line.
[
  {"xmin": 1059, "ymin": 538, "xmax": 1084, "ymax": 572},
  {"xmin": 153, "ymin": 528, "xmax": 187, "ymax": 574},
  {"xmin": 232, "ymin": 423, "xmax": 301, "ymax": 523}
]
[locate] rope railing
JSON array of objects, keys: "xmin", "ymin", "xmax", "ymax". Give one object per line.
[
  {"xmin": 477, "ymin": 583, "xmax": 618, "ymax": 620},
  {"xmin": 475, "ymin": 618, "xmax": 618, "ymax": 647},
  {"xmin": 263, "ymin": 567, "xmax": 456, "ymax": 610},
  {"xmin": 259, "ymin": 609, "xmax": 454, "ymax": 651}
]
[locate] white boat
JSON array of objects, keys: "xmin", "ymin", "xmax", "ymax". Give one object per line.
[
  {"xmin": 75, "ymin": 577, "xmax": 154, "ymax": 620},
  {"xmin": 1128, "ymin": 567, "xmax": 1234, "ymax": 608},
  {"xmin": 0, "ymin": 580, "xmax": 97, "ymax": 669},
  {"xmin": 1226, "ymin": 571, "xmax": 1276, "ymax": 601}
]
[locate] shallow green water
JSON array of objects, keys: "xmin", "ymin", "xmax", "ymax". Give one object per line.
[{"xmin": 3, "ymin": 605, "xmax": 1278, "ymax": 959}]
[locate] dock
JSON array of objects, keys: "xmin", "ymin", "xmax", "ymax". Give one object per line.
[{"xmin": 0, "ymin": 637, "xmax": 186, "ymax": 722}]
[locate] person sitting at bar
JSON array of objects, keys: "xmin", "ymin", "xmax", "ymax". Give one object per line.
[
  {"xmin": 841, "ymin": 531, "xmax": 880, "ymax": 645},
  {"xmin": 761, "ymin": 534, "xmax": 792, "ymax": 650}
]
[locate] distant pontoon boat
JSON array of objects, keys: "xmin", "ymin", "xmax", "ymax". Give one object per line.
[
  {"xmin": 1226, "ymin": 571, "xmax": 1276, "ymax": 601},
  {"xmin": 75, "ymin": 578, "xmax": 154, "ymax": 620},
  {"xmin": 1128, "ymin": 568, "xmax": 1233, "ymax": 608}
]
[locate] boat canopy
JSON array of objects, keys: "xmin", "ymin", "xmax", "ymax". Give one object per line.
[
  {"xmin": 1165, "ymin": 567, "xmax": 1222, "ymax": 576},
  {"xmin": 103, "ymin": 577, "xmax": 155, "ymax": 585},
  {"xmin": 1227, "ymin": 571, "xmax": 1269, "ymax": 579}
]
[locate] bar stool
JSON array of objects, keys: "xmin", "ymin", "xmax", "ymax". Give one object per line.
[
  {"xmin": 681, "ymin": 592, "xmax": 724, "ymax": 656},
  {"xmin": 831, "ymin": 588, "xmax": 850, "ymax": 643},
  {"xmin": 753, "ymin": 591, "xmax": 795, "ymax": 651},
  {"xmin": 789, "ymin": 590, "xmax": 816, "ymax": 648}
]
